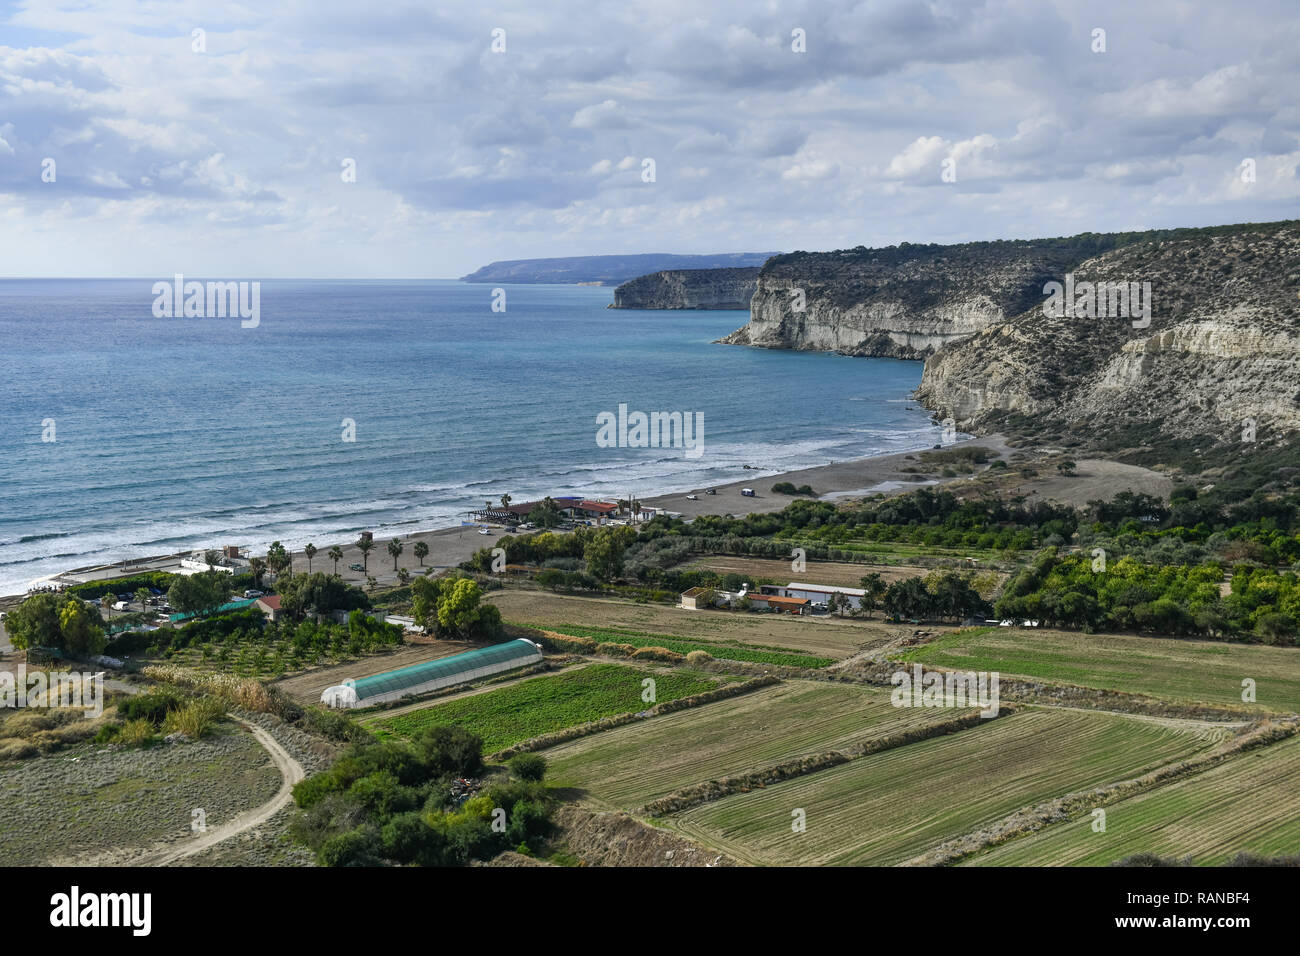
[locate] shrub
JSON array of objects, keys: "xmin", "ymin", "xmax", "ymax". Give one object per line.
[
  {"xmin": 684, "ymin": 650, "xmax": 714, "ymax": 664},
  {"xmin": 415, "ymin": 725, "xmax": 484, "ymax": 778},
  {"xmin": 117, "ymin": 718, "xmax": 158, "ymax": 747},
  {"xmin": 162, "ymin": 698, "xmax": 226, "ymax": 738},
  {"xmin": 0, "ymin": 740, "xmax": 38, "ymax": 761},
  {"xmin": 318, "ymin": 824, "xmax": 385, "ymax": 867},
  {"xmin": 508, "ymin": 753, "xmax": 548, "ymax": 782},
  {"xmin": 117, "ymin": 689, "xmax": 183, "ymax": 726},
  {"xmin": 93, "ymin": 722, "xmax": 121, "ymax": 745}
]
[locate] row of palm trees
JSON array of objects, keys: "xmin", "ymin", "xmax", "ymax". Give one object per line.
[{"xmin": 257, "ymin": 536, "xmax": 432, "ymax": 579}]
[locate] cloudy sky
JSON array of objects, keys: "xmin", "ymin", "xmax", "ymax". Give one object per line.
[{"xmin": 1, "ymin": 0, "xmax": 1297, "ymax": 277}]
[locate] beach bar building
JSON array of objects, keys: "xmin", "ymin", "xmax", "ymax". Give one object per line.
[{"xmin": 320, "ymin": 638, "xmax": 543, "ymax": 708}]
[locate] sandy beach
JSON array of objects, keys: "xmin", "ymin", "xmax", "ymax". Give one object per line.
[
  {"xmin": 641, "ymin": 433, "xmax": 1015, "ymax": 520},
  {"xmin": 280, "ymin": 433, "xmax": 1017, "ymax": 587},
  {"xmin": 7, "ymin": 434, "xmax": 1016, "ymax": 599}
]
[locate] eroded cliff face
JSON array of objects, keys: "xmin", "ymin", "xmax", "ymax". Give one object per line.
[
  {"xmin": 610, "ymin": 267, "xmax": 760, "ymax": 310},
  {"xmin": 717, "ymin": 238, "xmax": 1118, "ymax": 358},
  {"xmin": 721, "ymin": 275, "xmax": 1003, "ymax": 358},
  {"xmin": 915, "ymin": 222, "xmax": 1300, "ymax": 441}
]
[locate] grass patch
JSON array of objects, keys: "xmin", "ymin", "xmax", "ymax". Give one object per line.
[
  {"xmin": 544, "ymin": 623, "xmax": 834, "ymax": 669},
  {"xmin": 371, "ymin": 663, "xmax": 717, "ymax": 753},
  {"xmin": 896, "ymin": 627, "xmax": 1300, "ymax": 713}
]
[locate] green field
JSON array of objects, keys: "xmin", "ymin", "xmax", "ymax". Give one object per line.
[
  {"xmin": 666, "ymin": 708, "xmax": 1224, "ymax": 866},
  {"xmin": 545, "ymin": 680, "xmax": 967, "ymax": 809},
  {"xmin": 963, "ymin": 734, "xmax": 1300, "ymax": 866},
  {"xmin": 543, "ymin": 623, "xmax": 834, "ymax": 668},
  {"xmin": 896, "ymin": 627, "xmax": 1300, "ymax": 714},
  {"xmin": 370, "ymin": 663, "xmax": 717, "ymax": 753}
]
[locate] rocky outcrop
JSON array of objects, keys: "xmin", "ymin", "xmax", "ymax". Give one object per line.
[
  {"xmin": 713, "ymin": 221, "xmax": 1300, "ymax": 443},
  {"xmin": 610, "ymin": 267, "xmax": 760, "ymax": 309},
  {"xmin": 718, "ymin": 237, "xmax": 1113, "ymax": 357},
  {"xmin": 915, "ymin": 221, "xmax": 1300, "ymax": 441}
]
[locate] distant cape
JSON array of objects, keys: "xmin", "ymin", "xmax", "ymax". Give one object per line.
[{"xmin": 460, "ymin": 252, "xmax": 777, "ymax": 285}]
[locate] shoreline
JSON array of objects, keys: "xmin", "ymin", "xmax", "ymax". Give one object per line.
[{"xmin": 2, "ymin": 433, "xmax": 1011, "ymax": 601}]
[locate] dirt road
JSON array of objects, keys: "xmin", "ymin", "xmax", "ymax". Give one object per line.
[{"xmin": 131, "ymin": 717, "xmax": 305, "ymax": 866}]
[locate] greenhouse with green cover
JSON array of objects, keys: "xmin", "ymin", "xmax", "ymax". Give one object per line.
[{"xmin": 320, "ymin": 639, "xmax": 543, "ymax": 708}]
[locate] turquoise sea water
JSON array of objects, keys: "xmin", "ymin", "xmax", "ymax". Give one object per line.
[{"xmin": 0, "ymin": 279, "xmax": 939, "ymax": 593}]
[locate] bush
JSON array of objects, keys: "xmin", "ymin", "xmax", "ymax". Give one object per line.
[
  {"xmin": 162, "ymin": 698, "xmax": 226, "ymax": 738},
  {"xmin": 318, "ymin": 824, "xmax": 385, "ymax": 867},
  {"xmin": 684, "ymin": 649, "xmax": 714, "ymax": 664},
  {"xmin": 117, "ymin": 689, "xmax": 183, "ymax": 726},
  {"xmin": 415, "ymin": 725, "xmax": 484, "ymax": 778},
  {"xmin": 0, "ymin": 740, "xmax": 38, "ymax": 761},
  {"xmin": 93, "ymin": 722, "xmax": 121, "ymax": 745},
  {"xmin": 117, "ymin": 717, "xmax": 159, "ymax": 747},
  {"xmin": 508, "ymin": 753, "xmax": 548, "ymax": 782}
]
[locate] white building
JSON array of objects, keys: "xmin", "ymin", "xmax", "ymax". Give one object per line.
[{"xmin": 761, "ymin": 582, "xmax": 868, "ymax": 610}]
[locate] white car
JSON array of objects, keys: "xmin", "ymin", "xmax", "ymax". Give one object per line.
[
  {"xmin": 478, "ymin": 528, "xmax": 491, "ymax": 535},
  {"xmin": 685, "ymin": 494, "xmax": 698, "ymax": 500}
]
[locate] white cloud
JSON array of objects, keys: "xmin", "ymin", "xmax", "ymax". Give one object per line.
[{"xmin": 0, "ymin": 0, "xmax": 1294, "ymax": 276}]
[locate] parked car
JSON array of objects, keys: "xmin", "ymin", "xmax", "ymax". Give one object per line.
[
  {"xmin": 705, "ymin": 488, "xmax": 716, "ymax": 495},
  {"xmin": 243, "ymin": 589, "xmax": 264, "ymax": 599},
  {"xmin": 686, "ymin": 493, "xmax": 698, "ymax": 500},
  {"xmin": 478, "ymin": 527, "xmax": 492, "ymax": 535},
  {"xmin": 349, "ymin": 563, "xmax": 365, "ymax": 572},
  {"xmin": 112, "ymin": 600, "xmax": 130, "ymax": 611},
  {"xmin": 741, "ymin": 488, "xmax": 756, "ymax": 497}
]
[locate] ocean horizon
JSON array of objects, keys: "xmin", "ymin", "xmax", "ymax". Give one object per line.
[{"xmin": 0, "ymin": 278, "xmax": 940, "ymax": 594}]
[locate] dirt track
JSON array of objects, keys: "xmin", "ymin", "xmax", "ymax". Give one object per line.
[{"xmin": 130, "ymin": 717, "xmax": 304, "ymax": 866}]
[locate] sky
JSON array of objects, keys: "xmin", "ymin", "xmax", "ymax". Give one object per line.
[{"xmin": 0, "ymin": 0, "xmax": 1297, "ymax": 278}]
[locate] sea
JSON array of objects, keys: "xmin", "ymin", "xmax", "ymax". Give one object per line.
[{"xmin": 0, "ymin": 279, "xmax": 940, "ymax": 595}]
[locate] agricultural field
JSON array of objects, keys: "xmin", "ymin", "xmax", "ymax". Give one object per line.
[
  {"xmin": 896, "ymin": 627, "xmax": 1300, "ymax": 714},
  {"xmin": 541, "ymin": 623, "xmax": 834, "ymax": 668},
  {"xmin": 665, "ymin": 708, "xmax": 1224, "ymax": 866},
  {"xmin": 489, "ymin": 588, "xmax": 901, "ymax": 661},
  {"xmin": 963, "ymin": 734, "xmax": 1300, "ymax": 866},
  {"xmin": 778, "ymin": 537, "xmax": 1016, "ymax": 565},
  {"xmin": 544, "ymin": 680, "xmax": 968, "ymax": 809},
  {"xmin": 675, "ymin": 555, "xmax": 933, "ymax": 589},
  {"xmin": 369, "ymin": 663, "xmax": 718, "ymax": 753}
]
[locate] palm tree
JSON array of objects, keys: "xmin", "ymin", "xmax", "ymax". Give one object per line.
[
  {"xmin": 357, "ymin": 536, "xmax": 375, "ymax": 573},
  {"xmin": 249, "ymin": 557, "xmax": 266, "ymax": 588},
  {"xmin": 135, "ymin": 588, "xmax": 151, "ymax": 615},
  {"xmin": 328, "ymin": 546, "xmax": 343, "ymax": 574},
  {"xmin": 267, "ymin": 541, "xmax": 289, "ymax": 576},
  {"xmin": 413, "ymin": 541, "xmax": 429, "ymax": 566},
  {"xmin": 500, "ymin": 493, "xmax": 512, "ymax": 510},
  {"xmin": 304, "ymin": 543, "xmax": 317, "ymax": 573},
  {"xmin": 397, "ymin": 568, "xmax": 410, "ymax": 586},
  {"xmin": 387, "ymin": 538, "xmax": 404, "ymax": 570},
  {"xmin": 100, "ymin": 593, "xmax": 114, "ymax": 619},
  {"xmin": 365, "ymin": 574, "xmax": 377, "ymax": 592}
]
